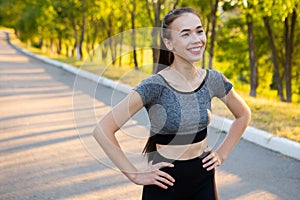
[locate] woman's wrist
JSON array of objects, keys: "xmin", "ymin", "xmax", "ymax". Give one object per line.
[
  {"xmin": 124, "ymin": 170, "xmax": 138, "ymax": 183},
  {"xmin": 215, "ymin": 151, "xmax": 225, "ymax": 164}
]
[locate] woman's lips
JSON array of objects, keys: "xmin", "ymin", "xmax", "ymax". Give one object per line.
[{"xmin": 188, "ymin": 46, "xmax": 203, "ymax": 55}]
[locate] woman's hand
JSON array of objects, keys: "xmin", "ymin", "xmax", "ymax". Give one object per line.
[
  {"xmin": 129, "ymin": 161, "xmax": 175, "ymax": 189},
  {"xmin": 202, "ymin": 147, "xmax": 225, "ymax": 171}
]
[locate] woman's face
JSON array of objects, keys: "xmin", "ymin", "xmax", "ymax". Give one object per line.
[{"xmin": 164, "ymin": 13, "xmax": 206, "ymax": 63}]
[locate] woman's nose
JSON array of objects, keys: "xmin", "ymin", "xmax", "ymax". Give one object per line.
[{"xmin": 191, "ymin": 32, "xmax": 201, "ymax": 42}]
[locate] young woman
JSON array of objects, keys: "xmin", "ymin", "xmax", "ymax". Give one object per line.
[{"xmin": 93, "ymin": 7, "xmax": 251, "ymax": 200}]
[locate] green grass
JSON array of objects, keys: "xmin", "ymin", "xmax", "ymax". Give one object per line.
[
  {"xmin": 212, "ymin": 91, "xmax": 300, "ymax": 142},
  {"xmin": 243, "ymin": 93, "xmax": 300, "ymax": 142},
  {"xmin": 7, "ymin": 31, "xmax": 299, "ymax": 143}
]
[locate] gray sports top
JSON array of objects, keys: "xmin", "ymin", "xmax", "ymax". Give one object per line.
[{"xmin": 134, "ymin": 69, "xmax": 233, "ymax": 145}]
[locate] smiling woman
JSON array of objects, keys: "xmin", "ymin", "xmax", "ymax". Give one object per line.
[
  {"xmin": 93, "ymin": 7, "xmax": 251, "ymax": 200},
  {"xmin": 162, "ymin": 14, "xmax": 206, "ymax": 64}
]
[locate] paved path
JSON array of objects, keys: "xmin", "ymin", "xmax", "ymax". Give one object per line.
[{"xmin": 0, "ymin": 30, "xmax": 299, "ymax": 200}]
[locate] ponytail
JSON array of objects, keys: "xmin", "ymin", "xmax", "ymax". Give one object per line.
[
  {"xmin": 142, "ymin": 135, "xmax": 156, "ymax": 162},
  {"xmin": 142, "ymin": 43, "xmax": 174, "ymax": 162},
  {"xmin": 155, "ymin": 41, "xmax": 174, "ymax": 73},
  {"xmin": 143, "ymin": 40, "xmax": 174, "ymax": 161}
]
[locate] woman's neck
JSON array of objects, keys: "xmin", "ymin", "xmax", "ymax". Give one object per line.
[{"xmin": 171, "ymin": 59, "xmax": 198, "ymax": 81}]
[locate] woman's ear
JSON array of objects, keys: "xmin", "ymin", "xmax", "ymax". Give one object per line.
[{"xmin": 163, "ymin": 38, "xmax": 173, "ymax": 51}]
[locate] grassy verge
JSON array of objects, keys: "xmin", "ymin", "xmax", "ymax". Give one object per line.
[
  {"xmin": 7, "ymin": 30, "xmax": 299, "ymax": 143},
  {"xmin": 212, "ymin": 92, "xmax": 300, "ymax": 142}
]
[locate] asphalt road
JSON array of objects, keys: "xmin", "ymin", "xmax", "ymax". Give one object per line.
[{"xmin": 0, "ymin": 30, "xmax": 299, "ymax": 200}]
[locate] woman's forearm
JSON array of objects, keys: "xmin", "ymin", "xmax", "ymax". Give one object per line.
[
  {"xmin": 92, "ymin": 91, "xmax": 145, "ymax": 181},
  {"xmin": 216, "ymin": 112, "xmax": 251, "ymax": 161},
  {"xmin": 93, "ymin": 124, "xmax": 138, "ymax": 181}
]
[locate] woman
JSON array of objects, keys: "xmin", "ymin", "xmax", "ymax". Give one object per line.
[{"xmin": 93, "ymin": 7, "xmax": 251, "ymax": 200}]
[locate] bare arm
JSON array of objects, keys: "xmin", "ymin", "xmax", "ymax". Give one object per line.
[
  {"xmin": 203, "ymin": 88, "xmax": 251, "ymax": 170},
  {"xmin": 93, "ymin": 90, "xmax": 175, "ymax": 189},
  {"xmin": 216, "ymin": 88, "xmax": 251, "ymax": 159},
  {"xmin": 93, "ymin": 91, "xmax": 142, "ymax": 178}
]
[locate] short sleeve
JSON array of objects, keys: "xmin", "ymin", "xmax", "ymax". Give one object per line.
[
  {"xmin": 133, "ymin": 75, "xmax": 163, "ymax": 107},
  {"xmin": 207, "ymin": 70, "xmax": 233, "ymax": 98}
]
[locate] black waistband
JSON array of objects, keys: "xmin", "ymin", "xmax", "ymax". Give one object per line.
[{"xmin": 151, "ymin": 128, "xmax": 207, "ymax": 145}]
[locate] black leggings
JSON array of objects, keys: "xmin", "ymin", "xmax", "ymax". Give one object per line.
[{"xmin": 142, "ymin": 152, "xmax": 219, "ymax": 200}]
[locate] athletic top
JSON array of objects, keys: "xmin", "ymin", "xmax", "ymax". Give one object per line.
[{"xmin": 134, "ymin": 69, "xmax": 233, "ymax": 145}]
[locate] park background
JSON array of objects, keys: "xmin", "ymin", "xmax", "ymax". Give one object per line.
[{"xmin": 0, "ymin": 0, "xmax": 299, "ymax": 142}]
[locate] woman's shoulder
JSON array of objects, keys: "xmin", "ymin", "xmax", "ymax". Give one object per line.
[
  {"xmin": 205, "ymin": 69, "xmax": 233, "ymax": 97},
  {"xmin": 134, "ymin": 73, "xmax": 166, "ymax": 92},
  {"xmin": 134, "ymin": 74, "xmax": 165, "ymax": 106},
  {"xmin": 206, "ymin": 69, "xmax": 231, "ymax": 82},
  {"xmin": 206, "ymin": 69, "xmax": 224, "ymax": 78},
  {"xmin": 139, "ymin": 73, "xmax": 165, "ymax": 85}
]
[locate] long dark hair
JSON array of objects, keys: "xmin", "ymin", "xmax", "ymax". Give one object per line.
[{"xmin": 143, "ymin": 7, "xmax": 200, "ymax": 161}]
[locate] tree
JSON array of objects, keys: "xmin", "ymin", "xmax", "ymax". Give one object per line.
[
  {"xmin": 144, "ymin": 0, "xmax": 163, "ymax": 73},
  {"xmin": 2, "ymin": 0, "xmax": 299, "ymax": 102},
  {"xmin": 263, "ymin": 15, "xmax": 285, "ymax": 101},
  {"xmin": 261, "ymin": 0, "xmax": 298, "ymax": 102},
  {"xmin": 208, "ymin": 0, "xmax": 219, "ymax": 69},
  {"xmin": 79, "ymin": 0, "xmax": 87, "ymax": 60},
  {"xmin": 131, "ymin": 0, "xmax": 139, "ymax": 69},
  {"xmin": 0, "ymin": 0, "xmax": 25, "ymax": 32},
  {"xmin": 284, "ymin": 8, "xmax": 297, "ymax": 102},
  {"xmin": 246, "ymin": 10, "xmax": 258, "ymax": 97},
  {"xmin": 241, "ymin": 0, "xmax": 258, "ymax": 97}
]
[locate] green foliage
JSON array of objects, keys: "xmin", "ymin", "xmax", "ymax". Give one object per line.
[
  {"xmin": 0, "ymin": 0, "xmax": 25, "ymax": 28},
  {"xmin": 0, "ymin": 0, "xmax": 299, "ymax": 103}
]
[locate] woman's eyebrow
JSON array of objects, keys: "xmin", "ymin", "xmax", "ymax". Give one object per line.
[{"xmin": 179, "ymin": 25, "xmax": 203, "ymax": 33}]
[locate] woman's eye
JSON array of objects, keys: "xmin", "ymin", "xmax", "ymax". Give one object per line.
[
  {"xmin": 181, "ymin": 33, "xmax": 189, "ymax": 37},
  {"xmin": 197, "ymin": 30, "xmax": 204, "ymax": 34}
]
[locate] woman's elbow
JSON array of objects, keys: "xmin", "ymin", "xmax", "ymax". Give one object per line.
[
  {"xmin": 93, "ymin": 122, "xmax": 104, "ymax": 141},
  {"xmin": 93, "ymin": 117, "xmax": 117, "ymax": 145},
  {"xmin": 243, "ymin": 105, "xmax": 252, "ymax": 126},
  {"xmin": 93, "ymin": 119, "xmax": 111, "ymax": 142}
]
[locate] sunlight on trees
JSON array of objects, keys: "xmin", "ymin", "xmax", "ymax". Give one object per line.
[{"xmin": 0, "ymin": 0, "xmax": 299, "ymax": 102}]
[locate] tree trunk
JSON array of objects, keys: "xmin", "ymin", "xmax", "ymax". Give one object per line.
[
  {"xmin": 284, "ymin": 9, "xmax": 296, "ymax": 102},
  {"xmin": 92, "ymin": 21, "xmax": 98, "ymax": 58},
  {"xmin": 106, "ymin": 13, "xmax": 117, "ymax": 65},
  {"xmin": 71, "ymin": 41, "xmax": 76, "ymax": 58},
  {"xmin": 151, "ymin": 0, "xmax": 162, "ymax": 74},
  {"xmin": 71, "ymin": 18, "xmax": 80, "ymax": 60},
  {"xmin": 57, "ymin": 37, "xmax": 62, "ymax": 55},
  {"xmin": 86, "ymin": 32, "xmax": 92, "ymax": 61},
  {"xmin": 102, "ymin": 42, "xmax": 108, "ymax": 60},
  {"xmin": 79, "ymin": 1, "xmax": 86, "ymax": 61},
  {"xmin": 118, "ymin": 25, "xmax": 124, "ymax": 67},
  {"xmin": 131, "ymin": 0, "xmax": 138, "ymax": 70},
  {"xmin": 208, "ymin": 0, "xmax": 219, "ymax": 69},
  {"xmin": 202, "ymin": 15, "xmax": 211, "ymax": 69},
  {"xmin": 247, "ymin": 14, "xmax": 258, "ymax": 97},
  {"xmin": 50, "ymin": 38, "xmax": 54, "ymax": 55},
  {"xmin": 119, "ymin": 7, "xmax": 126, "ymax": 67},
  {"xmin": 263, "ymin": 16, "xmax": 285, "ymax": 101},
  {"xmin": 65, "ymin": 43, "xmax": 69, "ymax": 58}
]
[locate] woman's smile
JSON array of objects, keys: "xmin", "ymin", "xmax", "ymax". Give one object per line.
[{"xmin": 187, "ymin": 46, "xmax": 203, "ymax": 55}]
